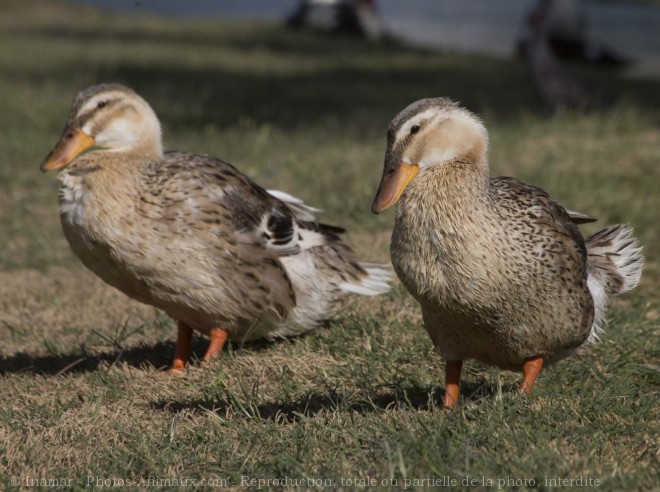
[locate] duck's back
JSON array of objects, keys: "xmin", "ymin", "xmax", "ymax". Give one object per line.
[{"xmin": 487, "ymin": 177, "xmax": 594, "ymax": 355}]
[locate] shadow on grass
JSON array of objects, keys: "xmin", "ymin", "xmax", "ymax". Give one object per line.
[
  {"xmin": 149, "ymin": 380, "xmax": 514, "ymax": 421},
  {"xmin": 0, "ymin": 341, "xmax": 181, "ymax": 375},
  {"xmin": 0, "ymin": 337, "xmax": 279, "ymax": 376},
  {"xmin": 14, "ymin": 23, "xmax": 413, "ymax": 58}
]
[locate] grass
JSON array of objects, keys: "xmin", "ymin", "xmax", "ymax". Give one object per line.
[{"xmin": 0, "ymin": 0, "xmax": 658, "ymax": 489}]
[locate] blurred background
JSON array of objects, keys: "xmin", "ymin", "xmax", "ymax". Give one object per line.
[{"xmin": 74, "ymin": 0, "xmax": 660, "ymax": 63}]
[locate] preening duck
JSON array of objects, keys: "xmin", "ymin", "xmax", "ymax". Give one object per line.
[
  {"xmin": 372, "ymin": 97, "xmax": 643, "ymax": 407},
  {"xmin": 41, "ymin": 83, "xmax": 390, "ymax": 373}
]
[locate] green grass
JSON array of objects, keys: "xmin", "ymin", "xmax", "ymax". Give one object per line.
[{"xmin": 0, "ymin": 0, "xmax": 658, "ymax": 489}]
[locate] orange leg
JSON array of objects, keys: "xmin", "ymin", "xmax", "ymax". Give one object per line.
[
  {"xmin": 443, "ymin": 360, "xmax": 463, "ymax": 409},
  {"xmin": 202, "ymin": 327, "xmax": 229, "ymax": 363},
  {"xmin": 169, "ymin": 322, "xmax": 193, "ymax": 374},
  {"xmin": 519, "ymin": 356, "xmax": 544, "ymax": 395}
]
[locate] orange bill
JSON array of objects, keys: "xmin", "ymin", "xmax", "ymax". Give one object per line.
[
  {"xmin": 40, "ymin": 128, "xmax": 95, "ymax": 172},
  {"xmin": 371, "ymin": 162, "xmax": 419, "ymax": 214}
]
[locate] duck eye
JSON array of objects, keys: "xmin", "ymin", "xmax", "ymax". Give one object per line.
[
  {"xmin": 410, "ymin": 125, "xmax": 420, "ymax": 134},
  {"xmin": 97, "ymin": 101, "xmax": 108, "ymax": 109}
]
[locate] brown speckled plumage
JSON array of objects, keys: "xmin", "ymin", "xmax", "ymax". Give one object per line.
[
  {"xmin": 373, "ymin": 98, "xmax": 643, "ymax": 398},
  {"xmin": 43, "ymin": 84, "xmax": 390, "ymax": 354},
  {"xmin": 393, "ymin": 170, "xmax": 596, "ymax": 369}
]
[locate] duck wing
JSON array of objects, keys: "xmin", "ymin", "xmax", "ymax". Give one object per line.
[
  {"xmin": 489, "ymin": 176, "xmax": 589, "ymax": 268},
  {"xmin": 140, "ymin": 152, "xmax": 342, "ymax": 322}
]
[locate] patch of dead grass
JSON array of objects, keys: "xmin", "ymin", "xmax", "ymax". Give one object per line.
[{"xmin": 0, "ymin": 267, "xmax": 157, "ymax": 357}]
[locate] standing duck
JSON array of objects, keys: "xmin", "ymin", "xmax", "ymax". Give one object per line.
[
  {"xmin": 372, "ymin": 98, "xmax": 643, "ymax": 407},
  {"xmin": 41, "ymin": 83, "xmax": 390, "ymax": 373}
]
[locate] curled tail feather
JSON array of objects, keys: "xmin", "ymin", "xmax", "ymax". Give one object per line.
[
  {"xmin": 340, "ymin": 262, "xmax": 392, "ymax": 296},
  {"xmin": 586, "ymin": 225, "xmax": 643, "ymax": 296},
  {"xmin": 585, "ymin": 224, "xmax": 643, "ymax": 343}
]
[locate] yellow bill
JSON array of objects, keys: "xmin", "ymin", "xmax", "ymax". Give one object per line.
[
  {"xmin": 371, "ymin": 162, "xmax": 419, "ymax": 214},
  {"xmin": 40, "ymin": 128, "xmax": 95, "ymax": 172}
]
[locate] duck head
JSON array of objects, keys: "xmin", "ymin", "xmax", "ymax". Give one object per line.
[
  {"xmin": 40, "ymin": 83, "xmax": 163, "ymax": 172},
  {"xmin": 371, "ymin": 98, "xmax": 488, "ymax": 214}
]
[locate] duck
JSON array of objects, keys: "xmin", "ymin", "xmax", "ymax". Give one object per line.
[
  {"xmin": 520, "ymin": 0, "xmax": 609, "ymax": 110},
  {"xmin": 371, "ymin": 98, "xmax": 643, "ymax": 408},
  {"xmin": 40, "ymin": 83, "xmax": 390, "ymax": 373},
  {"xmin": 516, "ymin": 0, "xmax": 629, "ymax": 67}
]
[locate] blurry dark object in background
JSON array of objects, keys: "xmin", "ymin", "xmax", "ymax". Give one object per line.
[
  {"xmin": 517, "ymin": 0, "xmax": 630, "ymax": 67},
  {"xmin": 286, "ymin": 0, "xmax": 382, "ymax": 41},
  {"xmin": 521, "ymin": 0, "xmax": 613, "ymax": 110}
]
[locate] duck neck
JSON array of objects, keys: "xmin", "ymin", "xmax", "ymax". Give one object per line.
[
  {"xmin": 61, "ymin": 147, "xmax": 151, "ymax": 205},
  {"xmin": 104, "ymin": 136, "xmax": 164, "ymax": 162},
  {"xmin": 398, "ymin": 156, "xmax": 490, "ymax": 231}
]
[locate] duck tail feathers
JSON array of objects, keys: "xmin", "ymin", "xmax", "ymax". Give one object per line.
[
  {"xmin": 584, "ymin": 224, "xmax": 643, "ymax": 344},
  {"xmin": 340, "ymin": 263, "xmax": 392, "ymax": 296},
  {"xmin": 586, "ymin": 224, "xmax": 643, "ymax": 296}
]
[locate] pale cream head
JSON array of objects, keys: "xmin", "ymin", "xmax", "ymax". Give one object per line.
[
  {"xmin": 392, "ymin": 101, "xmax": 488, "ymax": 169},
  {"xmin": 372, "ymin": 98, "xmax": 489, "ymax": 213},
  {"xmin": 41, "ymin": 83, "xmax": 164, "ymax": 172}
]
